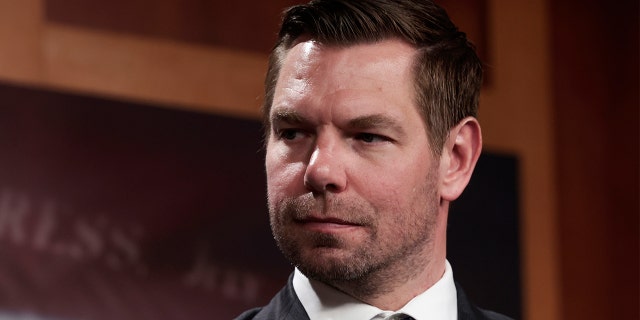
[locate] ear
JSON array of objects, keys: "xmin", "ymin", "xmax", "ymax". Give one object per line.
[{"xmin": 439, "ymin": 117, "xmax": 482, "ymax": 202}]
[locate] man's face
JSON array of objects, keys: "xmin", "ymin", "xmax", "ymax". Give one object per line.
[{"xmin": 265, "ymin": 39, "xmax": 442, "ymax": 284}]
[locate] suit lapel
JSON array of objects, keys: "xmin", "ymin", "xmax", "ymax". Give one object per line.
[
  {"xmin": 456, "ymin": 282, "xmax": 484, "ymax": 320},
  {"xmin": 249, "ymin": 273, "xmax": 310, "ymax": 320}
]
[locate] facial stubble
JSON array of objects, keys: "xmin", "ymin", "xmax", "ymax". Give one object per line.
[{"xmin": 268, "ymin": 167, "xmax": 440, "ymax": 299}]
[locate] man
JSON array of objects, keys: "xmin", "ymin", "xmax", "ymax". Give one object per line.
[{"xmin": 236, "ymin": 0, "xmax": 513, "ymax": 319}]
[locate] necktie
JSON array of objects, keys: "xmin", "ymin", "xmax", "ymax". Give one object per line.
[
  {"xmin": 382, "ymin": 313, "xmax": 416, "ymax": 320},
  {"xmin": 397, "ymin": 314, "xmax": 415, "ymax": 320}
]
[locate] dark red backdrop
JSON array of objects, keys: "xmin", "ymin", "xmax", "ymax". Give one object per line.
[{"xmin": 0, "ymin": 82, "xmax": 520, "ymax": 319}]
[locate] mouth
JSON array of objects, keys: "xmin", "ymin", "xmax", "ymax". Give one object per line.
[{"xmin": 295, "ymin": 216, "xmax": 364, "ymax": 233}]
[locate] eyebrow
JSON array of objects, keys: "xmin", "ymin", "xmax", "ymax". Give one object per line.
[
  {"xmin": 271, "ymin": 109, "xmax": 308, "ymax": 126},
  {"xmin": 348, "ymin": 114, "xmax": 405, "ymax": 136},
  {"xmin": 270, "ymin": 110, "xmax": 405, "ymax": 136}
]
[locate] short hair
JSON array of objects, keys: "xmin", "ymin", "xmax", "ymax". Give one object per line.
[{"xmin": 263, "ymin": 0, "xmax": 483, "ymax": 156}]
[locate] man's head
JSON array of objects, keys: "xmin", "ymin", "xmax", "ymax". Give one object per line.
[
  {"xmin": 263, "ymin": 0, "xmax": 483, "ymax": 307},
  {"xmin": 263, "ymin": 0, "xmax": 483, "ymax": 156}
]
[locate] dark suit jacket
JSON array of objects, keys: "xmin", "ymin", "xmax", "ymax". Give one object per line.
[{"xmin": 234, "ymin": 274, "xmax": 513, "ymax": 320}]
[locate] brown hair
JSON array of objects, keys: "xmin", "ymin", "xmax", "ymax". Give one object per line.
[{"xmin": 264, "ymin": 0, "xmax": 483, "ymax": 155}]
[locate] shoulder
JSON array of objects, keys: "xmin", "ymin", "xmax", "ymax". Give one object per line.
[
  {"xmin": 455, "ymin": 282, "xmax": 514, "ymax": 320},
  {"xmin": 233, "ymin": 308, "xmax": 262, "ymax": 320},
  {"xmin": 232, "ymin": 273, "xmax": 309, "ymax": 320},
  {"xmin": 476, "ymin": 308, "xmax": 515, "ymax": 320}
]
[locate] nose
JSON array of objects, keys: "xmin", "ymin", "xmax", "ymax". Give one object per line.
[{"xmin": 303, "ymin": 142, "xmax": 347, "ymax": 193}]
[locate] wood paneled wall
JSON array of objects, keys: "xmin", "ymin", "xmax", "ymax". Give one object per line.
[{"xmin": 551, "ymin": 0, "xmax": 639, "ymax": 318}]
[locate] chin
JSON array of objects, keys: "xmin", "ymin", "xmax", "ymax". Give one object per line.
[
  {"xmin": 291, "ymin": 245, "xmax": 375, "ymax": 282},
  {"xmin": 298, "ymin": 259, "xmax": 367, "ymax": 283}
]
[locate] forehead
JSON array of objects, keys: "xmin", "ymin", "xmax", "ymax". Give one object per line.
[
  {"xmin": 272, "ymin": 39, "xmax": 420, "ymax": 122},
  {"xmin": 281, "ymin": 39, "xmax": 416, "ymax": 86}
]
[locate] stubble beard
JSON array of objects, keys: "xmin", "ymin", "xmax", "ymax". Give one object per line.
[
  {"xmin": 268, "ymin": 170, "xmax": 440, "ymax": 299},
  {"xmin": 270, "ymin": 194, "xmax": 380, "ymax": 281}
]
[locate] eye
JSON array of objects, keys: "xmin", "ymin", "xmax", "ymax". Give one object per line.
[
  {"xmin": 354, "ymin": 132, "xmax": 388, "ymax": 143},
  {"xmin": 277, "ymin": 128, "xmax": 303, "ymax": 141}
]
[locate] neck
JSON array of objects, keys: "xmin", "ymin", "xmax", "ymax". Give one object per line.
[{"xmin": 339, "ymin": 259, "xmax": 446, "ymax": 311}]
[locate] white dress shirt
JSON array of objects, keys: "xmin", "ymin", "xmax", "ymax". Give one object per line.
[{"xmin": 293, "ymin": 260, "xmax": 458, "ymax": 320}]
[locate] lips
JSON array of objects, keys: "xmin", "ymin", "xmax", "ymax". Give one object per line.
[{"xmin": 295, "ymin": 216, "xmax": 364, "ymax": 232}]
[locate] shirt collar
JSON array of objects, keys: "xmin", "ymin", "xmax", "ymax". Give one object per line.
[{"xmin": 293, "ymin": 261, "xmax": 458, "ymax": 320}]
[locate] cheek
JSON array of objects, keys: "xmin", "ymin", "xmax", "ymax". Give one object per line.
[
  {"xmin": 356, "ymin": 160, "xmax": 433, "ymax": 206},
  {"xmin": 266, "ymin": 153, "xmax": 307, "ymax": 199}
]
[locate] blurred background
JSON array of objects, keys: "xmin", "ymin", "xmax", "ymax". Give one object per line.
[{"xmin": 0, "ymin": 0, "xmax": 637, "ymax": 319}]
